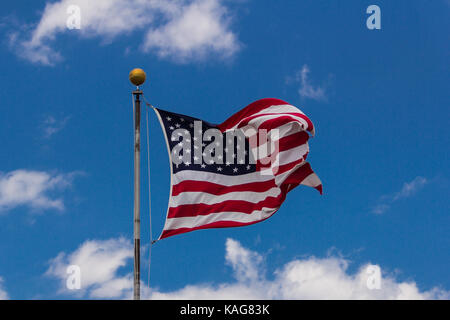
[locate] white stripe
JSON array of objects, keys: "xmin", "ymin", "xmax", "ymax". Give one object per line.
[
  {"xmin": 273, "ymin": 161, "xmax": 308, "ymax": 185},
  {"xmin": 226, "ymin": 105, "xmax": 307, "ymax": 132},
  {"xmin": 170, "ymin": 187, "xmax": 281, "ymax": 206},
  {"xmin": 277, "ymin": 143, "xmax": 309, "ymax": 166},
  {"xmin": 301, "ymin": 173, "xmax": 322, "ymax": 188},
  {"xmin": 250, "ymin": 104, "xmax": 306, "ymax": 117},
  {"xmin": 237, "ymin": 113, "xmax": 310, "ymax": 133},
  {"xmin": 258, "ymin": 143, "xmax": 309, "ymax": 168},
  {"xmin": 163, "ymin": 207, "xmax": 278, "ymax": 230},
  {"xmin": 172, "ymin": 169, "xmax": 273, "ymax": 186},
  {"xmin": 241, "ymin": 104, "xmax": 315, "ymax": 136},
  {"xmin": 252, "ymin": 123, "xmax": 305, "ymax": 158}
]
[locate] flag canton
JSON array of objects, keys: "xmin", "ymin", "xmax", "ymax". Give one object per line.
[{"xmin": 157, "ymin": 108, "xmax": 256, "ymax": 176}]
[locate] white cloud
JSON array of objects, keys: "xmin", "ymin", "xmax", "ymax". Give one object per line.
[
  {"xmin": 8, "ymin": 0, "xmax": 240, "ymax": 65},
  {"xmin": 0, "ymin": 170, "xmax": 77, "ymax": 213},
  {"xmin": 46, "ymin": 237, "xmax": 448, "ymax": 300},
  {"xmin": 225, "ymin": 238, "xmax": 263, "ymax": 283},
  {"xmin": 143, "ymin": 0, "xmax": 239, "ymax": 61},
  {"xmin": 0, "ymin": 277, "xmax": 9, "ymax": 300},
  {"xmin": 371, "ymin": 176, "xmax": 428, "ymax": 214},
  {"xmin": 295, "ymin": 64, "xmax": 327, "ymax": 101},
  {"xmin": 46, "ymin": 237, "xmax": 133, "ymax": 298}
]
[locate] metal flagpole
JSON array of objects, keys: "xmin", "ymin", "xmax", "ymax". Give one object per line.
[{"xmin": 129, "ymin": 68, "xmax": 147, "ymax": 300}]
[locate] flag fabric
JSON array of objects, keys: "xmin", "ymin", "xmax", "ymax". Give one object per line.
[{"xmin": 153, "ymin": 98, "xmax": 322, "ymax": 240}]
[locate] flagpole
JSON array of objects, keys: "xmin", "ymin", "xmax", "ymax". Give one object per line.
[{"xmin": 129, "ymin": 68, "xmax": 146, "ymax": 300}]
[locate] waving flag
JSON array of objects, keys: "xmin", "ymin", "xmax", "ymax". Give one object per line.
[{"xmin": 154, "ymin": 98, "xmax": 322, "ymax": 240}]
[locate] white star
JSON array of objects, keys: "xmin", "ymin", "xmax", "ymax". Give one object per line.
[
  {"xmin": 189, "ymin": 123, "xmax": 194, "ymax": 128},
  {"xmin": 166, "ymin": 116, "xmax": 171, "ymax": 121},
  {"xmin": 217, "ymin": 167, "xmax": 223, "ymax": 172},
  {"xmin": 246, "ymin": 165, "xmax": 251, "ymax": 170},
  {"xmin": 201, "ymin": 164, "xmax": 206, "ymax": 168},
  {"xmin": 184, "ymin": 162, "xmax": 191, "ymax": 166},
  {"xmin": 209, "ymin": 159, "xmax": 214, "ymax": 164},
  {"xmin": 180, "ymin": 118, "xmax": 184, "ymax": 122},
  {"xmin": 233, "ymin": 167, "xmax": 238, "ymax": 173},
  {"xmin": 169, "ymin": 126, "xmax": 174, "ymax": 130},
  {"xmin": 175, "ymin": 123, "xmax": 180, "ymax": 128}
]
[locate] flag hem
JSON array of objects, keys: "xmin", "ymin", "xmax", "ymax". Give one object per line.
[{"xmin": 152, "ymin": 108, "xmax": 175, "ymax": 241}]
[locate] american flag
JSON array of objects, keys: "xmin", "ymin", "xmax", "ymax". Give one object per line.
[{"xmin": 154, "ymin": 98, "xmax": 322, "ymax": 240}]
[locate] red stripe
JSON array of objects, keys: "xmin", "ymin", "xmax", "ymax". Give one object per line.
[
  {"xmin": 315, "ymin": 184, "xmax": 323, "ymax": 195},
  {"xmin": 279, "ymin": 131, "xmax": 309, "ymax": 151},
  {"xmin": 247, "ymin": 130, "xmax": 309, "ymax": 152},
  {"xmin": 171, "ymin": 179, "xmax": 276, "ymax": 197},
  {"xmin": 168, "ymin": 193, "xmax": 286, "ymax": 218},
  {"xmin": 236, "ymin": 112, "xmax": 314, "ymax": 133},
  {"xmin": 160, "ymin": 213, "xmax": 277, "ymax": 240},
  {"xmin": 283, "ymin": 162, "xmax": 315, "ymax": 185},
  {"xmin": 272, "ymin": 158, "xmax": 305, "ymax": 176},
  {"xmin": 218, "ymin": 98, "xmax": 290, "ymax": 131},
  {"xmin": 256, "ymin": 137, "xmax": 308, "ymax": 168},
  {"xmin": 280, "ymin": 162, "xmax": 323, "ymax": 195},
  {"xmin": 256, "ymin": 114, "xmax": 314, "ymax": 133}
]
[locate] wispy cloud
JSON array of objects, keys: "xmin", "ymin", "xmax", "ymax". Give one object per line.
[
  {"xmin": 297, "ymin": 65, "xmax": 327, "ymax": 101},
  {"xmin": 46, "ymin": 237, "xmax": 449, "ymax": 299},
  {"xmin": 0, "ymin": 277, "xmax": 9, "ymax": 300},
  {"xmin": 288, "ymin": 64, "xmax": 331, "ymax": 102},
  {"xmin": 7, "ymin": 0, "xmax": 240, "ymax": 65},
  {"xmin": 0, "ymin": 169, "xmax": 79, "ymax": 213},
  {"xmin": 41, "ymin": 115, "xmax": 70, "ymax": 139},
  {"xmin": 371, "ymin": 176, "xmax": 428, "ymax": 214}
]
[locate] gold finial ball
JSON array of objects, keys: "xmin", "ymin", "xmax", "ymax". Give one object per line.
[{"xmin": 129, "ymin": 68, "xmax": 146, "ymax": 86}]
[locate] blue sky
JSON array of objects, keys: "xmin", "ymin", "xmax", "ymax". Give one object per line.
[{"xmin": 0, "ymin": 0, "xmax": 448, "ymax": 299}]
